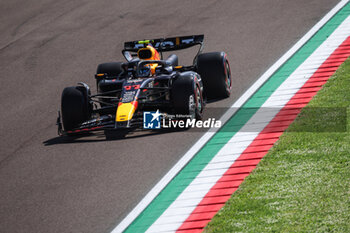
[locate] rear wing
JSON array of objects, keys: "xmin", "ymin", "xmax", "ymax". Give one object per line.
[
  {"xmin": 124, "ymin": 35, "xmax": 204, "ymax": 52},
  {"xmin": 122, "ymin": 35, "xmax": 204, "ymax": 62}
]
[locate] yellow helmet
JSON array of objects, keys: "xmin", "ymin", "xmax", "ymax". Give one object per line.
[{"xmin": 137, "ymin": 45, "xmax": 160, "ymax": 75}]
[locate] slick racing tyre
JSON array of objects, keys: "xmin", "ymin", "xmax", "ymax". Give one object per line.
[
  {"xmin": 96, "ymin": 62, "xmax": 123, "ymax": 77},
  {"xmin": 96, "ymin": 62, "xmax": 124, "ymax": 106},
  {"xmin": 61, "ymin": 86, "xmax": 91, "ymax": 131},
  {"xmin": 171, "ymin": 73, "xmax": 203, "ymax": 120},
  {"xmin": 196, "ymin": 52, "xmax": 232, "ymax": 99},
  {"xmin": 96, "ymin": 62, "xmax": 124, "ymax": 88}
]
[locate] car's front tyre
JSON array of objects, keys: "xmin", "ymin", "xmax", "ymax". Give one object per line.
[
  {"xmin": 61, "ymin": 86, "xmax": 91, "ymax": 131},
  {"xmin": 171, "ymin": 73, "xmax": 203, "ymax": 120}
]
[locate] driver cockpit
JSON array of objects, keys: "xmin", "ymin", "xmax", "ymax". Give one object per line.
[{"xmin": 121, "ymin": 45, "xmax": 179, "ymax": 78}]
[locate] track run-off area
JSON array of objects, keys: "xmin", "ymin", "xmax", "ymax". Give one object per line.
[{"xmin": 0, "ymin": 1, "xmax": 344, "ymax": 233}]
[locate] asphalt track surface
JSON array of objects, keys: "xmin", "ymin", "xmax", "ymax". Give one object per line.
[{"xmin": 0, "ymin": 0, "xmax": 340, "ymax": 233}]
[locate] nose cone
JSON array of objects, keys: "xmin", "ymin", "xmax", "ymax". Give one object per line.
[{"xmin": 116, "ymin": 101, "xmax": 138, "ymax": 122}]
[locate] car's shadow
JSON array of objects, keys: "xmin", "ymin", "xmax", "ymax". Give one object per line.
[{"xmin": 43, "ymin": 128, "xmax": 188, "ymax": 146}]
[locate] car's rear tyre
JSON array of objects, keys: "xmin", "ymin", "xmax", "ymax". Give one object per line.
[
  {"xmin": 96, "ymin": 62, "xmax": 124, "ymax": 106},
  {"xmin": 171, "ymin": 73, "xmax": 203, "ymax": 120},
  {"xmin": 96, "ymin": 62, "xmax": 124, "ymax": 89},
  {"xmin": 96, "ymin": 62, "xmax": 123, "ymax": 77},
  {"xmin": 61, "ymin": 86, "xmax": 91, "ymax": 131},
  {"xmin": 196, "ymin": 52, "xmax": 231, "ymax": 99}
]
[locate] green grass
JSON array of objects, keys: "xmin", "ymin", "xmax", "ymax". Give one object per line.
[{"xmin": 204, "ymin": 59, "xmax": 350, "ymax": 233}]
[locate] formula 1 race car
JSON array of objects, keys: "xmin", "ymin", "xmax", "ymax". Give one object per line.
[{"xmin": 57, "ymin": 35, "xmax": 231, "ymax": 135}]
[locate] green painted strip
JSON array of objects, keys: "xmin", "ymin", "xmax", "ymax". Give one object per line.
[{"xmin": 124, "ymin": 3, "xmax": 350, "ymax": 232}]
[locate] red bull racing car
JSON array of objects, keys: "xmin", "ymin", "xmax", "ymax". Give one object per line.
[{"xmin": 57, "ymin": 35, "xmax": 232, "ymax": 135}]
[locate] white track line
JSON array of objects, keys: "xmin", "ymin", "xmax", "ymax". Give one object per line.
[{"xmin": 110, "ymin": 1, "xmax": 349, "ymax": 232}]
